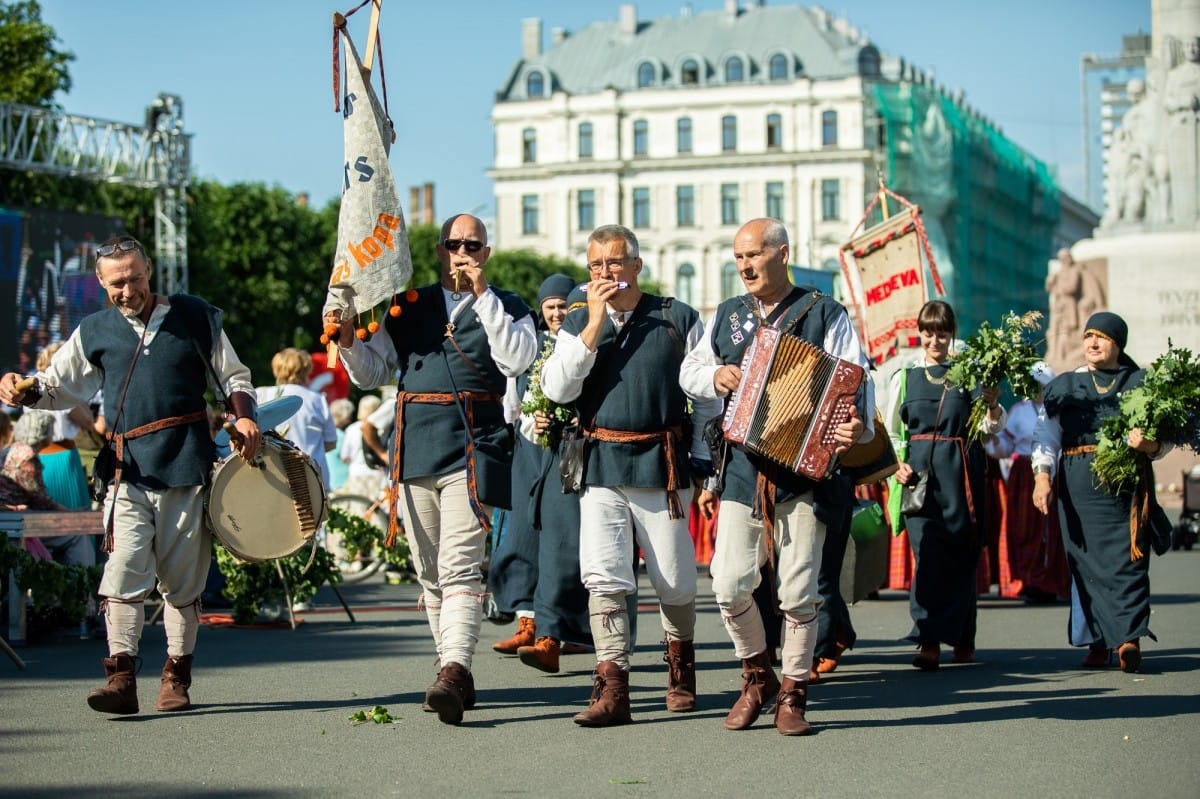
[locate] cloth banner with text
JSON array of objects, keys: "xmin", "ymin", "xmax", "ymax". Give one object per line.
[
  {"xmin": 322, "ymin": 27, "xmax": 411, "ymax": 325},
  {"xmin": 839, "ymin": 202, "xmax": 942, "ymax": 365}
]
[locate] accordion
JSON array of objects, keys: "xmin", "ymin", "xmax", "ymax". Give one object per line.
[{"xmin": 723, "ymin": 327, "xmax": 865, "ymax": 481}]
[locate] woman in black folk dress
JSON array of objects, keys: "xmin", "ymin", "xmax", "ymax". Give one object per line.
[
  {"xmin": 1031, "ymin": 312, "xmax": 1168, "ymax": 673},
  {"xmin": 888, "ymin": 301, "xmax": 1005, "ymax": 671}
]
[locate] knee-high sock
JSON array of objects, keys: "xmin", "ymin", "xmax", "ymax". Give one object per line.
[
  {"xmin": 163, "ymin": 600, "xmax": 200, "ymax": 658},
  {"xmin": 659, "ymin": 602, "xmax": 696, "ymax": 642},
  {"xmin": 780, "ymin": 610, "xmax": 818, "ymax": 680},
  {"xmin": 720, "ymin": 597, "xmax": 767, "ymax": 660},
  {"xmin": 104, "ymin": 599, "xmax": 144, "ymax": 657},
  {"xmin": 423, "ymin": 595, "xmax": 443, "ymax": 661},
  {"xmin": 439, "ymin": 588, "xmax": 482, "ymax": 671},
  {"xmin": 589, "ymin": 593, "xmax": 631, "ymax": 670}
]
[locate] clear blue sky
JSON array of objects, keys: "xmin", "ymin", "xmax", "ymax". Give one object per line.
[{"xmin": 40, "ymin": 0, "xmax": 1150, "ymax": 218}]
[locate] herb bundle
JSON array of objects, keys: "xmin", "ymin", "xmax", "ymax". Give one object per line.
[
  {"xmin": 945, "ymin": 310, "xmax": 1043, "ymax": 443},
  {"xmin": 520, "ymin": 337, "xmax": 574, "ymax": 448},
  {"xmin": 1093, "ymin": 344, "xmax": 1200, "ymax": 494}
]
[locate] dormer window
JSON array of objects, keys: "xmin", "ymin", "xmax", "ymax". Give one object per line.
[
  {"xmin": 681, "ymin": 59, "xmax": 700, "ymax": 85},
  {"xmin": 769, "ymin": 53, "xmax": 789, "ymax": 81},
  {"xmin": 725, "ymin": 56, "xmax": 744, "ymax": 83},
  {"xmin": 526, "ymin": 70, "xmax": 545, "ymax": 98},
  {"xmin": 637, "ymin": 61, "xmax": 656, "ymax": 88}
]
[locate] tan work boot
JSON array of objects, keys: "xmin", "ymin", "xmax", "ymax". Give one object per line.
[
  {"xmin": 774, "ymin": 677, "xmax": 812, "ymax": 736},
  {"xmin": 156, "ymin": 654, "xmax": 194, "ymax": 712},
  {"xmin": 425, "ymin": 662, "xmax": 473, "ymax": 725},
  {"xmin": 724, "ymin": 650, "xmax": 781, "ymax": 730},
  {"xmin": 664, "ymin": 639, "xmax": 696, "ymax": 712},
  {"xmin": 573, "ymin": 661, "xmax": 632, "ymax": 727},
  {"xmin": 492, "ymin": 616, "xmax": 536, "ymax": 654},
  {"xmin": 517, "ymin": 636, "xmax": 561, "ymax": 674},
  {"xmin": 86, "ymin": 653, "xmax": 140, "ymax": 715}
]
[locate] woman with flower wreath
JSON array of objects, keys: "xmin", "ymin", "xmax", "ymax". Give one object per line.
[
  {"xmin": 1031, "ymin": 312, "xmax": 1170, "ymax": 673},
  {"xmin": 887, "ymin": 300, "xmax": 1005, "ymax": 671}
]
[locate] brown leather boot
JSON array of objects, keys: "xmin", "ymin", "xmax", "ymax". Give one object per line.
[
  {"xmin": 425, "ymin": 662, "xmax": 472, "ymax": 725},
  {"xmin": 86, "ymin": 653, "xmax": 140, "ymax": 715},
  {"xmin": 664, "ymin": 639, "xmax": 696, "ymax": 712},
  {"xmin": 422, "ymin": 664, "xmax": 475, "ymax": 711},
  {"xmin": 724, "ymin": 650, "xmax": 781, "ymax": 730},
  {"xmin": 774, "ymin": 677, "xmax": 812, "ymax": 736},
  {"xmin": 156, "ymin": 655, "xmax": 193, "ymax": 712},
  {"xmin": 573, "ymin": 661, "xmax": 632, "ymax": 727},
  {"xmin": 492, "ymin": 616, "xmax": 536, "ymax": 654},
  {"xmin": 518, "ymin": 636, "xmax": 561, "ymax": 674}
]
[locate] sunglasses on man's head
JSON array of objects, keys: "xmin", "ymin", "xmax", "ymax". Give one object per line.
[
  {"xmin": 442, "ymin": 239, "xmax": 485, "ymax": 254},
  {"xmin": 96, "ymin": 240, "xmax": 143, "ymax": 258}
]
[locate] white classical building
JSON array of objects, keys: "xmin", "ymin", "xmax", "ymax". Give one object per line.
[{"xmin": 490, "ymin": 1, "xmax": 888, "ymax": 315}]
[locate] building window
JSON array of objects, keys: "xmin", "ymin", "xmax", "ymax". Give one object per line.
[
  {"xmin": 577, "ymin": 189, "xmax": 595, "ymax": 232},
  {"xmin": 522, "ymin": 194, "xmax": 539, "ymax": 234},
  {"xmin": 638, "ymin": 61, "xmax": 656, "ymax": 88},
  {"xmin": 766, "ymin": 113, "xmax": 782, "ymax": 149},
  {"xmin": 721, "ymin": 183, "xmax": 739, "ymax": 225},
  {"xmin": 681, "ymin": 58, "xmax": 700, "ymax": 85},
  {"xmin": 725, "ymin": 56, "xmax": 744, "ymax": 83},
  {"xmin": 821, "ymin": 179, "xmax": 840, "ymax": 221},
  {"xmin": 676, "ymin": 185, "xmax": 695, "ymax": 227},
  {"xmin": 821, "ymin": 110, "xmax": 838, "ymax": 147},
  {"xmin": 526, "ymin": 71, "xmax": 544, "ymax": 98},
  {"xmin": 633, "ymin": 119, "xmax": 649, "ymax": 157},
  {"xmin": 722, "ymin": 262, "xmax": 739, "ymax": 299},
  {"xmin": 578, "ymin": 122, "xmax": 593, "ymax": 159},
  {"xmin": 769, "ymin": 53, "xmax": 789, "ymax": 81},
  {"xmin": 522, "ymin": 127, "xmax": 537, "ymax": 163},
  {"xmin": 632, "ymin": 187, "xmax": 651, "ymax": 228},
  {"xmin": 766, "ymin": 181, "xmax": 784, "ymax": 219},
  {"xmin": 722, "ymin": 115, "xmax": 737, "ymax": 152},
  {"xmin": 858, "ymin": 46, "xmax": 881, "ymax": 78},
  {"xmin": 676, "ymin": 263, "xmax": 695, "ymax": 305},
  {"xmin": 677, "ymin": 117, "xmax": 692, "ymax": 153}
]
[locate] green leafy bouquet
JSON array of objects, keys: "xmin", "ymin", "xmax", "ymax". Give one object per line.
[
  {"xmin": 945, "ymin": 311, "xmax": 1044, "ymax": 443},
  {"xmin": 520, "ymin": 337, "xmax": 574, "ymax": 448},
  {"xmin": 1093, "ymin": 344, "xmax": 1200, "ymax": 494}
]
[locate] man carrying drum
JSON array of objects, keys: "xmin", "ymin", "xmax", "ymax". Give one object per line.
[{"xmin": 0, "ymin": 234, "xmax": 262, "ymax": 716}]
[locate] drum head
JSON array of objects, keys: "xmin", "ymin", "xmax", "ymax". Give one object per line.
[{"xmin": 207, "ymin": 436, "xmax": 327, "ymax": 562}]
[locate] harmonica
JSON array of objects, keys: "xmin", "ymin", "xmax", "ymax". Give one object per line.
[{"xmin": 581, "ymin": 281, "xmax": 628, "ymax": 292}]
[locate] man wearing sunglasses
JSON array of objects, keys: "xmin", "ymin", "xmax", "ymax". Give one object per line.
[
  {"xmin": 539, "ymin": 224, "xmax": 723, "ymax": 727},
  {"xmin": 0, "ymin": 234, "xmax": 261, "ymax": 717},
  {"xmin": 329, "ymin": 213, "xmax": 537, "ymax": 725}
]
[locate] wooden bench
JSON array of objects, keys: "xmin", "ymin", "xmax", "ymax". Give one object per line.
[{"xmin": 1, "ymin": 510, "xmax": 104, "ymax": 645}]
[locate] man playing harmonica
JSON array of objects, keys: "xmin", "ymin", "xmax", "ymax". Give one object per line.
[
  {"xmin": 679, "ymin": 218, "xmax": 872, "ymax": 735},
  {"xmin": 327, "ymin": 213, "xmax": 536, "ymax": 726},
  {"xmin": 540, "ymin": 224, "xmax": 722, "ymax": 727}
]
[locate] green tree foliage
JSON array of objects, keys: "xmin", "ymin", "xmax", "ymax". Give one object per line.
[
  {"xmin": 0, "ymin": 0, "xmax": 73, "ymax": 107},
  {"xmin": 186, "ymin": 180, "xmax": 337, "ymax": 383}
]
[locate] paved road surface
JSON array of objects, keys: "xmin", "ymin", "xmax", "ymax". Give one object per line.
[{"xmin": 3, "ymin": 549, "xmax": 1198, "ymax": 798}]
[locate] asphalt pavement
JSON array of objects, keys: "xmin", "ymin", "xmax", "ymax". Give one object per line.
[{"xmin": 2, "ymin": 548, "xmax": 1199, "ymax": 799}]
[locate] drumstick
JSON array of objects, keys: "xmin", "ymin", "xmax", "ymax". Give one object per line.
[
  {"xmin": 14, "ymin": 376, "xmax": 37, "ymax": 393},
  {"xmin": 222, "ymin": 420, "xmax": 245, "ymax": 449}
]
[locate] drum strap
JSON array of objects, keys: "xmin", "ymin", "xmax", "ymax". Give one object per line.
[
  {"xmin": 102, "ymin": 409, "xmax": 209, "ymax": 552},
  {"xmin": 385, "ymin": 390, "xmax": 502, "ymax": 547},
  {"xmin": 586, "ymin": 425, "xmax": 686, "ymax": 520}
]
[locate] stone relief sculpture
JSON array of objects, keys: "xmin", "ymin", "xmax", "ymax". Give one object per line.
[
  {"xmin": 1045, "ymin": 248, "xmax": 1106, "ymax": 370},
  {"xmin": 1164, "ymin": 35, "xmax": 1200, "ymax": 224}
]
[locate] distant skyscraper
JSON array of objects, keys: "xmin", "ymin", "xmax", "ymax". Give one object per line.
[{"xmin": 1081, "ymin": 33, "xmax": 1150, "ymax": 214}]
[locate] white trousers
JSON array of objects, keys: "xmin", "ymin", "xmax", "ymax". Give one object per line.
[
  {"xmin": 401, "ymin": 470, "xmax": 487, "ymax": 670},
  {"xmin": 578, "ymin": 485, "xmax": 696, "ymax": 642}
]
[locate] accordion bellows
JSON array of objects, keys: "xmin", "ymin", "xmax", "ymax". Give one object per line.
[{"xmin": 723, "ymin": 327, "xmax": 865, "ymax": 481}]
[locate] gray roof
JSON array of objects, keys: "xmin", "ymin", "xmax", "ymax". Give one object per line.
[{"xmin": 498, "ymin": 4, "xmax": 881, "ymax": 101}]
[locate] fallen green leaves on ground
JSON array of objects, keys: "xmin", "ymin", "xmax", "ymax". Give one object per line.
[{"xmin": 348, "ymin": 705, "xmax": 396, "ymax": 725}]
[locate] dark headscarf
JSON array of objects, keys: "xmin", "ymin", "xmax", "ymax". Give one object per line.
[
  {"xmin": 537, "ymin": 274, "xmax": 576, "ymax": 307},
  {"xmin": 1084, "ymin": 311, "xmax": 1138, "ymax": 369}
]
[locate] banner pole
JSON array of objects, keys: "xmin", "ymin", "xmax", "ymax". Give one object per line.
[{"xmin": 362, "ymin": 0, "xmax": 382, "ymax": 73}]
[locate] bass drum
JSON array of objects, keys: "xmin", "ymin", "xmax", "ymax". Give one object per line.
[{"xmin": 206, "ymin": 433, "xmax": 328, "ymax": 562}]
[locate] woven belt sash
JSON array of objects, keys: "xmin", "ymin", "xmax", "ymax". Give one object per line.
[
  {"xmin": 587, "ymin": 424, "xmax": 686, "ymax": 520},
  {"xmin": 909, "ymin": 433, "xmax": 977, "ymax": 528},
  {"xmin": 103, "ymin": 409, "xmax": 210, "ymax": 552},
  {"xmin": 387, "ymin": 391, "xmax": 502, "ymax": 547}
]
